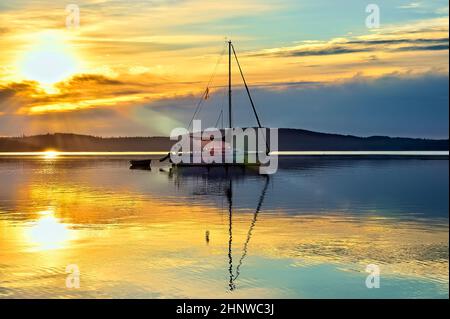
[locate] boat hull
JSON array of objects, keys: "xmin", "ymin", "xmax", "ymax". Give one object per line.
[{"xmin": 130, "ymin": 159, "xmax": 152, "ymax": 169}]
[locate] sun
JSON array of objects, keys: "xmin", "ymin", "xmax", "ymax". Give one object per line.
[
  {"xmin": 43, "ymin": 150, "xmax": 59, "ymax": 159},
  {"xmin": 19, "ymin": 31, "xmax": 80, "ymax": 87}
]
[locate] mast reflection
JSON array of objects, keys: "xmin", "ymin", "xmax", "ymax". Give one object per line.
[{"xmin": 164, "ymin": 166, "xmax": 271, "ymax": 291}]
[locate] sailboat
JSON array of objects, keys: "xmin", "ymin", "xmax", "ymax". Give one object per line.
[{"xmin": 130, "ymin": 41, "xmax": 268, "ymax": 169}]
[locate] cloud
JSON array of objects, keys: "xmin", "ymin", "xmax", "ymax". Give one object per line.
[
  {"xmin": 398, "ymin": 2, "xmax": 422, "ymax": 9},
  {"xmin": 393, "ymin": 44, "xmax": 449, "ymax": 51},
  {"xmin": 60, "ymin": 74, "xmax": 124, "ymax": 86},
  {"xmin": 0, "ymin": 72, "xmax": 178, "ymax": 115},
  {"xmin": 0, "ymin": 107, "xmax": 154, "ymax": 137},
  {"xmin": 0, "ymin": 71, "xmax": 448, "ymax": 138},
  {"xmin": 435, "ymin": 6, "xmax": 449, "ymax": 14},
  {"xmin": 134, "ymin": 72, "xmax": 449, "ymax": 139},
  {"xmin": 251, "ymin": 36, "xmax": 449, "ymax": 58},
  {"xmin": 248, "ymin": 73, "xmax": 449, "ymax": 139},
  {"xmin": 0, "ymin": 81, "xmax": 43, "ymax": 114}
]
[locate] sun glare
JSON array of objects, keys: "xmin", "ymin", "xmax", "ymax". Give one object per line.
[
  {"xmin": 26, "ymin": 210, "xmax": 71, "ymax": 251},
  {"xmin": 43, "ymin": 150, "xmax": 59, "ymax": 159},
  {"xmin": 19, "ymin": 31, "xmax": 79, "ymax": 88}
]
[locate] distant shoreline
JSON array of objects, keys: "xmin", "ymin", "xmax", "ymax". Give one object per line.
[{"xmin": 0, "ymin": 129, "xmax": 448, "ymax": 152}]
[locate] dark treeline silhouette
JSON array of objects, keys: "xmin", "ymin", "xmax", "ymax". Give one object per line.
[
  {"xmin": 0, "ymin": 130, "xmax": 447, "ymax": 152},
  {"xmin": 277, "ymin": 129, "xmax": 448, "ymax": 151},
  {"xmin": 0, "ymin": 133, "xmax": 172, "ymax": 152}
]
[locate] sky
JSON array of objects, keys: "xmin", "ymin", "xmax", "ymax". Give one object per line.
[{"xmin": 0, "ymin": 0, "xmax": 448, "ymax": 138}]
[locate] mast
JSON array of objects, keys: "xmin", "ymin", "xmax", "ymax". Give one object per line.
[{"xmin": 228, "ymin": 40, "xmax": 232, "ymax": 128}]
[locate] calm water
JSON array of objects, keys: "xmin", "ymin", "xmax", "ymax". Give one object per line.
[{"xmin": 0, "ymin": 155, "xmax": 448, "ymax": 298}]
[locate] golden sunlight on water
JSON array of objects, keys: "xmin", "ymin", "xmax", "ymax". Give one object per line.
[
  {"xmin": 0, "ymin": 157, "xmax": 448, "ymax": 298},
  {"xmin": 25, "ymin": 209, "xmax": 72, "ymax": 251},
  {"xmin": 1, "ymin": 204, "xmax": 447, "ymax": 298}
]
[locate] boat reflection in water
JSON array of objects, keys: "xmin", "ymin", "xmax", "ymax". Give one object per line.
[{"xmin": 162, "ymin": 165, "xmax": 270, "ymax": 291}]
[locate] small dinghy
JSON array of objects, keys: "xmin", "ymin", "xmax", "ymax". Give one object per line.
[
  {"xmin": 130, "ymin": 159, "xmax": 152, "ymax": 169},
  {"xmin": 130, "ymin": 153, "xmax": 170, "ymax": 169}
]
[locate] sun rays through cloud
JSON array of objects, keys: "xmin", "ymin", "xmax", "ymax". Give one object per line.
[{"xmin": 0, "ymin": 0, "xmax": 448, "ymax": 137}]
